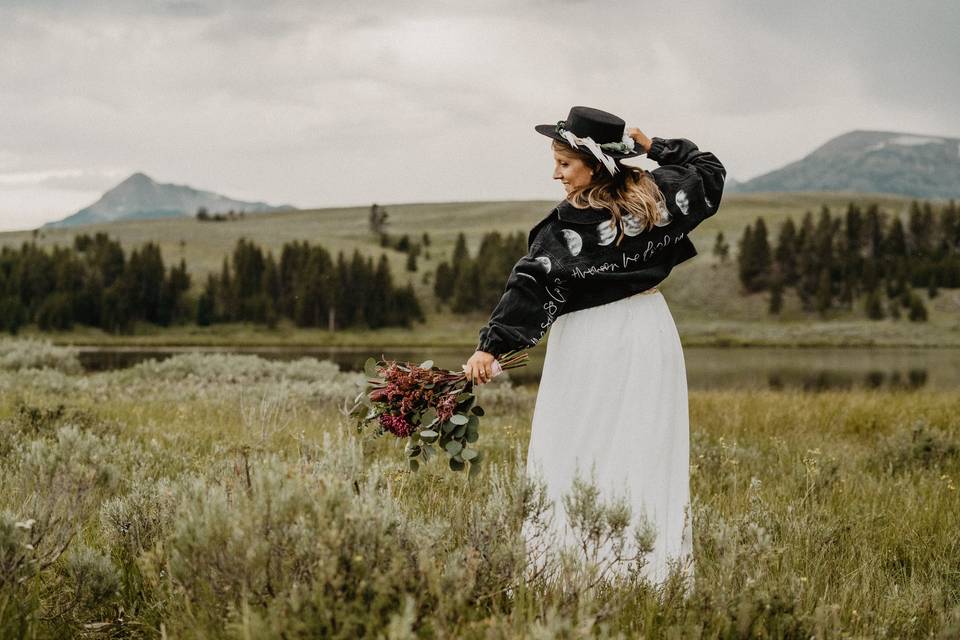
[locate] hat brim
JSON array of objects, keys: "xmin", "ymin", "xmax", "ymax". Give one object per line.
[{"xmin": 534, "ymin": 123, "xmax": 645, "ymax": 159}]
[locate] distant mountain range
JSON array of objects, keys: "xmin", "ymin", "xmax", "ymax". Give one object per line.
[
  {"xmin": 730, "ymin": 130, "xmax": 960, "ymax": 199},
  {"xmin": 44, "ymin": 172, "xmax": 295, "ymax": 228},
  {"xmin": 38, "ymin": 130, "xmax": 959, "ymax": 229}
]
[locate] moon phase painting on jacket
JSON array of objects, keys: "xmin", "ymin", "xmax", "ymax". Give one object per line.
[{"xmin": 476, "ymin": 136, "xmax": 726, "ymax": 358}]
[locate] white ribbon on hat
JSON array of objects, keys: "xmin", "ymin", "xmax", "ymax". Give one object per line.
[{"xmin": 558, "ymin": 127, "xmax": 636, "ymax": 177}]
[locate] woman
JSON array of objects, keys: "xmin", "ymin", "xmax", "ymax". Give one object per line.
[{"xmin": 463, "ymin": 106, "xmax": 726, "ymax": 585}]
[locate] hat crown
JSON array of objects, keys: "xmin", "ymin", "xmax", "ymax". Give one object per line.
[{"xmin": 563, "ymin": 106, "xmax": 625, "ymax": 145}]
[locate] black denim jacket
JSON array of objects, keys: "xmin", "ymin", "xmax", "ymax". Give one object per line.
[{"xmin": 476, "ymin": 136, "xmax": 726, "ymax": 358}]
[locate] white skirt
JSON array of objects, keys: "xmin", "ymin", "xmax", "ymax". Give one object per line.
[{"xmin": 523, "ymin": 288, "xmax": 693, "ymax": 586}]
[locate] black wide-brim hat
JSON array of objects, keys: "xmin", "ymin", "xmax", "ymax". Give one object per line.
[{"xmin": 535, "ymin": 105, "xmax": 644, "ymax": 159}]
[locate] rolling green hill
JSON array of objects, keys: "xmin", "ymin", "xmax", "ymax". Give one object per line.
[{"xmin": 3, "ymin": 192, "xmax": 959, "ymax": 347}]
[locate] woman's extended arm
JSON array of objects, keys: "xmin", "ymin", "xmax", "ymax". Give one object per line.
[{"xmin": 474, "ymin": 236, "xmax": 570, "ymax": 361}]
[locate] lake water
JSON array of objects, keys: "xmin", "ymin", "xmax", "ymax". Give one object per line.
[{"xmin": 76, "ymin": 345, "xmax": 960, "ymax": 391}]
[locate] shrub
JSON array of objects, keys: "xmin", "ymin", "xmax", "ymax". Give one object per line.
[
  {"xmin": 0, "ymin": 338, "xmax": 82, "ymax": 374},
  {"xmin": 870, "ymin": 421, "xmax": 959, "ymax": 474}
]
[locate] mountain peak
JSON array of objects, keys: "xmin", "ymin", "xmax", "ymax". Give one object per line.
[
  {"xmin": 115, "ymin": 171, "xmax": 154, "ymax": 187},
  {"xmin": 43, "ymin": 173, "xmax": 295, "ymax": 228},
  {"xmin": 733, "ymin": 129, "xmax": 960, "ymax": 199}
]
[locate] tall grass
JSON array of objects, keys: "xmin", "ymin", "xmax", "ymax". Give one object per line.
[{"xmin": 0, "ymin": 344, "xmax": 957, "ymax": 637}]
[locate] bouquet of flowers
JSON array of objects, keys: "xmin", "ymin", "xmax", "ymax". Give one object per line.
[{"xmin": 350, "ymin": 351, "xmax": 529, "ymax": 476}]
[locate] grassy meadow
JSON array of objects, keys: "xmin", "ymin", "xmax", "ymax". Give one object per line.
[
  {"xmin": 1, "ymin": 338, "xmax": 958, "ymax": 638},
  {"xmin": 4, "ymin": 192, "xmax": 960, "ymax": 348}
]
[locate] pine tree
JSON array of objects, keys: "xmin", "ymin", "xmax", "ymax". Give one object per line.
[
  {"xmin": 844, "ymin": 202, "xmax": 864, "ymax": 255},
  {"xmin": 263, "ymin": 253, "xmax": 281, "ymax": 306},
  {"xmin": 752, "ymin": 218, "xmax": 772, "ymax": 288},
  {"xmin": 842, "ymin": 202, "xmax": 864, "ymax": 301},
  {"xmin": 737, "ymin": 224, "xmax": 754, "ymax": 288},
  {"xmin": 738, "ymin": 218, "xmax": 771, "ymax": 292},
  {"xmin": 865, "ymin": 203, "xmax": 884, "ymax": 262},
  {"xmin": 476, "ymin": 231, "xmax": 511, "ymax": 310},
  {"xmin": 366, "ymin": 255, "xmax": 394, "ymax": 328},
  {"xmin": 813, "ymin": 206, "xmax": 835, "ymax": 280},
  {"xmin": 159, "ymin": 258, "xmax": 191, "ymax": 325},
  {"xmin": 927, "ymin": 272, "xmax": 939, "ymax": 299},
  {"xmin": 907, "ymin": 292, "xmax": 928, "ymax": 322},
  {"xmin": 232, "ymin": 237, "xmax": 265, "ymax": 299},
  {"xmin": 768, "ymin": 271, "xmax": 784, "ymax": 314},
  {"xmin": 796, "ymin": 211, "xmax": 818, "ymax": 310},
  {"xmin": 863, "ymin": 258, "xmax": 879, "ymax": 291},
  {"xmin": 0, "ymin": 296, "xmax": 26, "ymax": 334},
  {"xmin": 907, "ymin": 200, "xmax": 934, "ymax": 258},
  {"xmin": 218, "ymin": 256, "xmax": 235, "ymax": 321},
  {"xmin": 452, "ymin": 261, "xmax": 481, "ymax": 313},
  {"xmin": 884, "ymin": 218, "xmax": 908, "ymax": 258},
  {"xmin": 864, "ymin": 288, "xmax": 884, "ymax": 320},
  {"xmin": 815, "ymin": 268, "xmax": 832, "ymax": 316},
  {"xmin": 433, "ymin": 261, "xmax": 455, "ymax": 301},
  {"xmin": 451, "ymin": 232, "xmax": 469, "ymax": 281},
  {"xmin": 369, "ymin": 203, "xmax": 388, "ymax": 234},
  {"xmin": 941, "ymin": 199, "xmax": 959, "ymax": 252},
  {"xmin": 196, "ymin": 275, "xmax": 216, "ymax": 326},
  {"xmin": 713, "ymin": 231, "xmax": 730, "ymax": 263},
  {"xmin": 774, "ymin": 218, "xmax": 799, "ymax": 285}
]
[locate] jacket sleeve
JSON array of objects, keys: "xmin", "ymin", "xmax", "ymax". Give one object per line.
[
  {"xmin": 476, "ymin": 229, "xmax": 571, "ymax": 358},
  {"xmin": 647, "ymin": 136, "xmax": 726, "ymax": 232}
]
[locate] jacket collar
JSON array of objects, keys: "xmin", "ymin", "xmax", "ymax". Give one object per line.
[{"xmin": 554, "ymin": 199, "xmax": 611, "ymax": 225}]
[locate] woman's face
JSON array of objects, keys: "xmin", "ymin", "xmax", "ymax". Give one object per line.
[{"xmin": 552, "ymin": 147, "xmax": 594, "ymax": 195}]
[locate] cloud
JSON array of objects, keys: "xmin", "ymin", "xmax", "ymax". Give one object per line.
[
  {"xmin": 0, "ymin": 1, "xmax": 957, "ymax": 230},
  {"xmin": 0, "ymin": 168, "xmax": 129, "ymax": 192}
]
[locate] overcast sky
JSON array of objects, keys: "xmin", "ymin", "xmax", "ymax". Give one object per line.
[{"xmin": 1, "ymin": 0, "xmax": 957, "ymax": 231}]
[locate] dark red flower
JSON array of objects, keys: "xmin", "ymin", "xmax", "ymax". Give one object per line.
[{"xmin": 379, "ymin": 413, "xmax": 414, "ymax": 438}]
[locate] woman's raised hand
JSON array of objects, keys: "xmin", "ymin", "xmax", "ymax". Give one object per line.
[
  {"xmin": 627, "ymin": 127, "xmax": 653, "ymax": 154},
  {"xmin": 462, "ymin": 350, "xmax": 496, "ymax": 385}
]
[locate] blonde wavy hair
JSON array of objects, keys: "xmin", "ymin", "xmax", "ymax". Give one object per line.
[{"xmin": 553, "ymin": 139, "xmax": 666, "ymax": 247}]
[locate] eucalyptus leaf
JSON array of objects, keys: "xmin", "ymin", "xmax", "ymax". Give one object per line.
[
  {"xmin": 364, "ymin": 357, "xmax": 379, "ymax": 378},
  {"xmin": 461, "ymin": 447, "xmax": 478, "ymax": 461},
  {"xmin": 466, "ymin": 415, "xmax": 479, "ymax": 430},
  {"xmin": 445, "ymin": 441, "xmax": 463, "ymax": 456},
  {"xmin": 441, "ymin": 421, "xmax": 455, "ymax": 434},
  {"xmin": 450, "ymin": 414, "xmax": 468, "ymax": 425},
  {"xmin": 455, "ymin": 393, "xmax": 474, "ymax": 403},
  {"xmin": 409, "ymin": 458, "xmax": 420, "ymax": 472},
  {"xmin": 468, "ymin": 460, "xmax": 482, "ymax": 478},
  {"xmin": 453, "ymin": 424, "xmax": 467, "ymax": 438},
  {"xmin": 419, "ymin": 429, "xmax": 438, "ymax": 440},
  {"xmin": 465, "ymin": 430, "xmax": 479, "ymax": 443},
  {"xmin": 419, "ymin": 359, "xmax": 434, "ymax": 369},
  {"xmin": 471, "ymin": 406, "xmax": 485, "ymax": 416},
  {"xmin": 449, "ymin": 457, "xmax": 465, "ymax": 472}
]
